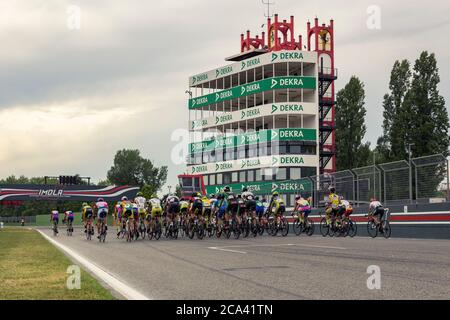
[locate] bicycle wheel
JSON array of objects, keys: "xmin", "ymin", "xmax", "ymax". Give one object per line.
[
  {"xmin": 348, "ymin": 220, "xmax": 357, "ymax": 238},
  {"xmin": 319, "ymin": 218, "xmax": 329, "ymax": 237},
  {"xmin": 155, "ymin": 222, "xmax": 162, "ymax": 240},
  {"xmin": 293, "ymin": 220, "xmax": 302, "ymax": 236},
  {"xmin": 224, "ymin": 223, "xmax": 231, "ymax": 239},
  {"xmin": 382, "ymin": 221, "xmax": 391, "ymax": 239},
  {"xmin": 188, "ymin": 223, "xmax": 195, "ymax": 239},
  {"xmin": 280, "ymin": 220, "xmax": 289, "ymax": 237},
  {"xmin": 257, "ymin": 221, "xmax": 265, "ymax": 236},
  {"xmin": 367, "ymin": 221, "xmax": 378, "ymax": 238},
  {"xmin": 232, "ymin": 220, "xmax": 241, "ymax": 239},
  {"xmin": 147, "ymin": 226, "xmax": 154, "ymax": 240},
  {"xmin": 306, "ymin": 219, "xmax": 315, "ymax": 236}
]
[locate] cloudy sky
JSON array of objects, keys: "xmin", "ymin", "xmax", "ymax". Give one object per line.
[{"xmin": 1, "ymin": 0, "xmax": 449, "ymax": 192}]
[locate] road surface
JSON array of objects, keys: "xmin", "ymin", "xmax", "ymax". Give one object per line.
[{"xmin": 38, "ymin": 227, "xmax": 450, "ymax": 300}]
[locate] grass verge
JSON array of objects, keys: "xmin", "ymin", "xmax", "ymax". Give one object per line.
[{"xmin": 0, "ymin": 227, "xmax": 115, "ymax": 300}]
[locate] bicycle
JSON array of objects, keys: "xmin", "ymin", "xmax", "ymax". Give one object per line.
[
  {"xmin": 341, "ymin": 214, "xmax": 357, "ymax": 237},
  {"xmin": 188, "ymin": 217, "xmax": 205, "ymax": 240},
  {"xmin": 319, "ymin": 210, "xmax": 339, "ymax": 237},
  {"xmin": 65, "ymin": 219, "xmax": 73, "ymax": 236},
  {"xmin": 367, "ymin": 209, "xmax": 391, "ymax": 239},
  {"xmin": 52, "ymin": 220, "xmax": 58, "ymax": 236},
  {"xmin": 147, "ymin": 217, "xmax": 162, "ymax": 240},
  {"xmin": 292, "ymin": 211, "xmax": 315, "ymax": 236},
  {"xmin": 126, "ymin": 219, "xmax": 136, "ymax": 242},
  {"xmin": 138, "ymin": 219, "xmax": 147, "ymax": 239},
  {"xmin": 98, "ymin": 219, "xmax": 107, "ymax": 243},
  {"xmin": 86, "ymin": 220, "xmax": 94, "ymax": 241},
  {"xmin": 268, "ymin": 213, "xmax": 289, "ymax": 237}
]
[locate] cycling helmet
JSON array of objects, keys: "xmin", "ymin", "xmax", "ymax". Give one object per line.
[
  {"xmin": 136, "ymin": 192, "xmax": 143, "ymax": 197},
  {"xmin": 328, "ymin": 186, "xmax": 336, "ymax": 193},
  {"xmin": 272, "ymin": 191, "xmax": 279, "ymax": 197},
  {"xmin": 295, "ymin": 195, "xmax": 301, "ymax": 200},
  {"xmin": 242, "ymin": 187, "xmax": 248, "ymax": 192},
  {"xmin": 224, "ymin": 186, "xmax": 231, "ymax": 193},
  {"xmin": 121, "ymin": 196, "xmax": 128, "ymax": 201},
  {"xmin": 97, "ymin": 198, "xmax": 104, "ymax": 202},
  {"xmin": 209, "ymin": 194, "xmax": 215, "ymax": 198},
  {"xmin": 82, "ymin": 202, "xmax": 88, "ymax": 207}
]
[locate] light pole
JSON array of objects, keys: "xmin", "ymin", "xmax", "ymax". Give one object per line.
[
  {"xmin": 373, "ymin": 150, "xmax": 377, "ymax": 199},
  {"xmin": 408, "ymin": 143, "xmax": 415, "ymax": 204}
]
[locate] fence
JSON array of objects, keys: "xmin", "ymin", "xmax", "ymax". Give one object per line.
[{"xmin": 309, "ymin": 153, "xmax": 449, "ymax": 207}]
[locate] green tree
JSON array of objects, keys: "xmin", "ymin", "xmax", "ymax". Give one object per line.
[
  {"xmin": 379, "ymin": 52, "xmax": 449, "ymax": 160},
  {"xmin": 107, "ymin": 149, "xmax": 168, "ymax": 191},
  {"xmin": 378, "ymin": 60, "xmax": 412, "ymax": 161},
  {"xmin": 335, "ymin": 76, "xmax": 369, "ymax": 170},
  {"xmin": 408, "ymin": 52, "xmax": 449, "ymax": 157}
]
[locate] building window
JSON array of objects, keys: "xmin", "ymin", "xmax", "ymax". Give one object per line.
[
  {"xmin": 216, "ymin": 174, "xmax": 223, "ymax": 185},
  {"xmin": 289, "ymin": 142, "xmax": 301, "ymax": 154},
  {"xmin": 232, "ymin": 172, "xmax": 239, "ymax": 183},
  {"xmin": 223, "ymin": 173, "xmax": 231, "ymax": 185},
  {"xmin": 290, "ymin": 168, "xmax": 301, "ymax": 180},
  {"xmin": 247, "ymin": 170, "xmax": 255, "ymax": 182},
  {"xmin": 209, "ymin": 174, "xmax": 216, "ymax": 186},
  {"xmin": 237, "ymin": 147, "xmax": 246, "ymax": 159},
  {"xmin": 239, "ymin": 171, "xmax": 246, "ymax": 183},
  {"xmin": 302, "ymin": 167, "xmax": 317, "ymax": 178},
  {"xmin": 204, "ymin": 175, "xmax": 209, "ymax": 186},
  {"xmin": 276, "ymin": 168, "xmax": 287, "ymax": 180},
  {"xmin": 255, "ymin": 169, "xmax": 262, "ymax": 181}
]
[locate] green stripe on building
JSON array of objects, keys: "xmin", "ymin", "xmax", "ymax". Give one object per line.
[
  {"xmin": 190, "ymin": 128, "xmax": 316, "ymax": 154},
  {"xmin": 205, "ymin": 179, "xmax": 312, "ymax": 195},
  {"xmin": 189, "ymin": 76, "xmax": 316, "ymax": 109}
]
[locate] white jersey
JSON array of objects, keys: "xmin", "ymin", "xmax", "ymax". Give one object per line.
[
  {"xmin": 149, "ymin": 198, "xmax": 162, "ymax": 209},
  {"xmin": 369, "ymin": 201, "xmax": 382, "ymax": 212},
  {"xmin": 242, "ymin": 191, "xmax": 255, "ymax": 201},
  {"xmin": 134, "ymin": 196, "xmax": 147, "ymax": 210},
  {"xmin": 340, "ymin": 200, "xmax": 350, "ymax": 208}
]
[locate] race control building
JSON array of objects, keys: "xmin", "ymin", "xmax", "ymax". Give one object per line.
[{"xmin": 185, "ymin": 15, "xmax": 337, "ymax": 206}]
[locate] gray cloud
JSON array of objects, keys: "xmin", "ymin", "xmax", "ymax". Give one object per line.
[{"xmin": 1, "ymin": 0, "xmax": 449, "ymax": 192}]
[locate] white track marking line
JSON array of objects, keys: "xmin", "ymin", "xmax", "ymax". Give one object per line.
[
  {"xmin": 36, "ymin": 229, "xmax": 150, "ymax": 300},
  {"xmin": 208, "ymin": 243, "xmax": 346, "ymax": 253},
  {"xmin": 208, "ymin": 246, "xmax": 247, "ymax": 254}
]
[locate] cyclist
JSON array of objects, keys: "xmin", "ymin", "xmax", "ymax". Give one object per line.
[
  {"xmin": 148, "ymin": 195, "xmax": 163, "ymax": 231},
  {"xmin": 82, "ymin": 202, "xmax": 94, "ymax": 235},
  {"xmin": 135, "ymin": 192, "xmax": 147, "ymax": 230},
  {"xmin": 237, "ymin": 194, "xmax": 247, "ymax": 225},
  {"xmin": 268, "ymin": 191, "xmax": 286, "ymax": 226},
  {"xmin": 179, "ymin": 197, "xmax": 190, "ymax": 225},
  {"xmin": 339, "ymin": 197, "xmax": 353, "ymax": 218},
  {"xmin": 120, "ymin": 196, "xmax": 134, "ymax": 235},
  {"xmin": 201, "ymin": 195, "xmax": 212, "ymax": 226},
  {"xmin": 165, "ymin": 194, "xmax": 181, "ymax": 228},
  {"xmin": 369, "ymin": 198, "xmax": 384, "ymax": 225},
  {"xmin": 189, "ymin": 192, "xmax": 203, "ymax": 224},
  {"xmin": 294, "ymin": 196, "xmax": 311, "ymax": 226},
  {"xmin": 226, "ymin": 192, "xmax": 240, "ymax": 226},
  {"xmin": 255, "ymin": 196, "xmax": 265, "ymax": 219},
  {"xmin": 50, "ymin": 210, "xmax": 59, "ymax": 234},
  {"xmin": 63, "ymin": 210, "xmax": 74, "ymax": 232},
  {"xmin": 209, "ymin": 194, "xmax": 218, "ymax": 216},
  {"xmin": 95, "ymin": 198, "xmax": 109, "ymax": 239},
  {"xmin": 116, "ymin": 201, "xmax": 125, "ymax": 237},
  {"xmin": 113, "ymin": 201, "xmax": 121, "ymax": 227},
  {"xmin": 242, "ymin": 187, "xmax": 257, "ymax": 226},
  {"xmin": 325, "ymin": 187, "xmax": 340, "ymax": 225}
]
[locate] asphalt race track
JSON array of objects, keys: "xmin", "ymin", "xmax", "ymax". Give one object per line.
[{"xmin": 38, "ymin": 227, "xmax": 450, "ymax": 300}]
